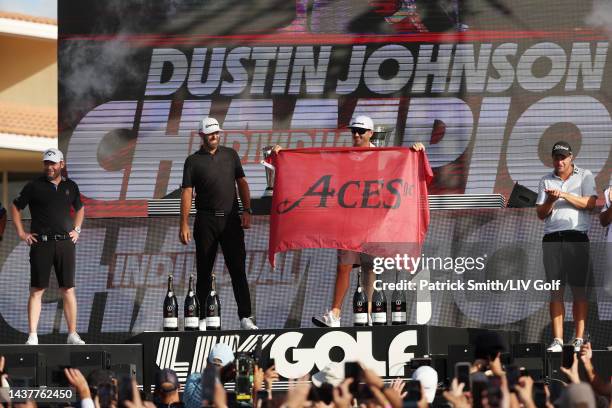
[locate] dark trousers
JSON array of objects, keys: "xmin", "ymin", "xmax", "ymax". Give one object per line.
[{"xmin": 193, "ymin": 213, "xmax": 252, "ymax": 319}]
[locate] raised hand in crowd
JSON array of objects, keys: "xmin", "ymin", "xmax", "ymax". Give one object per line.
[
  {"xmin": 332, "ymin": 378, "xmax": 353, "ymax": 408},
  {"xmin": 389, "ymin": 378, "xmax": 407, "ymax": 399},
  {"xmin": 368, "ymin": 382, "xmax": 392, "ymax": 408},
  {"xmin": 253, "ymin": 365, "xmax": 265, "ymax": 394},
  {"xmin": 579, "ymin": 341, "xmax": 593, "ymax": 369},
  {"xmin": 514, "ymin": 375, "xmax": 536, "ymax": 408},
  {"xmin": 264, "ymin": 364, "xmax": 279, "ymax": 393},
  {"xmin": 443, "ymin": 378, "xmax": 470, "ymax": 408},
  {"xmin": 392, "ymin": 378, "xmax": 429, "ymax": 408},
  {"xmin": 360, "ymin": 365, "xmax": 384, "ymax": 390},
  {"xmin": 360, "ymin": 365, "xmax": 403, "ymax": 408},
  {"xmin": 499, "ymin": 374, "xmax": 511, "ymax": 408},
  {"xmin": 579, "ymin": 342, "xmax": 612, "ymax": 398},
  {"xmin": 488, "ymin": 352, "xmax": 505, "ymax": 377},
  {"xmin": 64, "ymin": 367, "xmax": 91, "ymax": 400},
  {"xmin": 253, "ymin": 363, "xmax": 279, "ymax": 401},
  {"xmin": 283, "ymin": 375, "xmax": 311, "ymax": 408},
  {"xmin": 560, "ymin": 353, "xmax": 580, "ymax": 384}
]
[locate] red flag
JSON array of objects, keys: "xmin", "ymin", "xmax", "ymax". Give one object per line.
[{"xmin": 268, "ymin": 147, "xmax": 433, "ymax": 266}]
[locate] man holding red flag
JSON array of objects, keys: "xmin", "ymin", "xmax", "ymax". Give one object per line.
[{"xmin": 273, "ymin": 115, "xmax": 427, "ymax": 327}]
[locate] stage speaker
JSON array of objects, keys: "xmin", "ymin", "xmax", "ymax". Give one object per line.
[
  {"xmin": 112, "ymin": 363, "xmax": 137, "ymax": 378},
  {"xmin": 507, "ymin": 183, "xmax": 538, "ymax": 208},
  {"xmin": 70, "ymin": 351, "xmax": 111, "ymax": 374},
  {"xmin": 430, "ymin": 354, "xmax": 448, "ymax": 386},
  {"xmin": 511, "ymin": 343, "xmax": 545, "ymax": 380},
  {"xmin": 3, "ymin": 352, "xmax": 46, "ymax": 387},
  {"xmin": 49, "ymin": 350, "xmax": 112, "ymax": 387},
  {"xmin": 447, "ymin": 345, "xmax": 474, "ymax": 380},
  {"xmin": 404, "ymin": 357, "xmax": 432, "ymax": 377}
]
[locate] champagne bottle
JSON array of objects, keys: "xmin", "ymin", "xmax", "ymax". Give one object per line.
[
  {"xmin": 184, "ymin": 274, "xmax": 200, "ymax": 331},
  {"xmin": 391, "ymin": 270, "xmax": 407, "ymax": 325},
  {"xmin": 163, "ymin": 274, "xmax": 179, "ymax": 331},
  {"xmin": 371, "ymin": 278, "xmax": 388, "ymax": 326},
  {"xmin": 353, "ymin": 268, "xmax": 368, "ymax": 326},
  {"xmin": 205, "ymin": 273, "xmax": 221, "ymax": 330}
]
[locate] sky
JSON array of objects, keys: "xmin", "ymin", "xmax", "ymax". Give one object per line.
[{"xmin": 0, "ymin": 0, "xmax": 56, "ymax": 19}]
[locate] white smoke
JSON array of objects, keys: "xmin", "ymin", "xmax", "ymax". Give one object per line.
[
  {"xmin": 60, "ymin": 0, "xmax": 183, "ymax": 123},
  {"xmin": 60, "ymin": 37, "xmax": 137, "ymax": 114},
  {"xmin": 585, "ymin": 0, "xmax": 612, "ymax": 39}
]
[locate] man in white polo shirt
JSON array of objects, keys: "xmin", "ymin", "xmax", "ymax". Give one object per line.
[{"xmin": 536, "ymin": 141, "xmax": 597, "ymax": 352}]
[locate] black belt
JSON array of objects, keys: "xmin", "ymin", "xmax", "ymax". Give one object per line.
[
  {"xmin": 39, "ymin": 234, "xmax": 70, "ymax": 242},
  {"xmin": 196, "ymin": 209, "xmax": 233, "ymax": 217},
  {"xmin": 544, "ymin": 230, "xmax": 587, "ymax": 238}
]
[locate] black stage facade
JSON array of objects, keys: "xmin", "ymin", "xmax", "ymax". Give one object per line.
[
  {"xmin": 127, "ymin": 325, "xmax": 518, "ymax": 393},
  {"xmin": 1, "ymin": 326, "xmax": 611, "ymax": 394}
]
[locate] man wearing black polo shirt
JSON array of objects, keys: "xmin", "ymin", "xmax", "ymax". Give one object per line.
[
  {"xmin": 179, "ymin": 117, "xmax": 257, "ymax": 330},
  {"xmin": 11, "ymin": 148, "xmax": 85, "ymax": 345}
]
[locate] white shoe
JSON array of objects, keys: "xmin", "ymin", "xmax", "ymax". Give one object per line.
[
  {"xmin": 67, "ymin": 332, "xmax": 85, "ymax": 345},
  {"xmin": 572, "ymin": 338, "xmax": 584, "ymax": 352},
  {"xmin": 312, "ymin": 311, "xmax": 340, "ymax": 328},
  {"xmin": 25, "ymin": 334, "xmax": 38, "ymax": 345},
  {"xmin": 199, "ymin": 319, "xmax": 207, "ymax": 331},
  {"xmin": 546, "ymin": 338, "xmax": 563, "ymax": 352},
  {"xmin": 240, "ymin": 317, "xmax": 258, "ymax": 330}
]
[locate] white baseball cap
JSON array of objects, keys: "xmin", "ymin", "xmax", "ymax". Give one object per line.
[
  {"xmin": 349, "ymin": 115, "xmax": 374, "ymax": 130},
  {"xmin": 42, "ymin": 148, "xmax": 64, "ymax": 163},
  {"xmin": 198, "ymin": 117, "xmax": 223, "ymax": 135},
  {"xmin": 207, "ymin": 343, "xmax": 234, "ymax": 367},
  {"xmin": 412, "ymin": 366, "xmax": 438, "ymax": 403}
]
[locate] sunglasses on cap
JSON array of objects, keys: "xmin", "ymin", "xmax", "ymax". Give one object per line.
[{"xmin": 350, "ymin": 127, "xmax": 368, "ymax": 135}]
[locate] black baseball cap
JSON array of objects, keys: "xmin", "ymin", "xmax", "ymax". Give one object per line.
[
  {"xmin": 551, "ymin": 141, "xmax": 572, "ymax": 157},
  {"xmin": 155, "ymin": 368, "xmax": 179, "ymax": 393}
]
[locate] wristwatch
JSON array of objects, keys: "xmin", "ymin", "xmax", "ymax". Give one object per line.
[
  {"xmin": 244, "ymin": 208, "xmax": 253, "ymax": 214},
  {"xmin": 74, "ymin": 226, "xmax": 81, "ymax": 233}
]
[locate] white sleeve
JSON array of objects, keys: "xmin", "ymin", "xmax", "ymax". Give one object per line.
[
  {"xmin": 581, "ymin": 170, "xmax": 597, "ymax": 198},
  {"xmin": 535, "ymin": 177, "xmax": 547, "ymax": 205},
  {"xmin": 80, "ymin": 398, "xmax": 95, "ymax": 408}
]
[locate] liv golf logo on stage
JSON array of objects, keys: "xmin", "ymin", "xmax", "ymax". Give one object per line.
[{"xmin": 149, "ymin": 327, "xmax": 421, "ymax": 383}]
